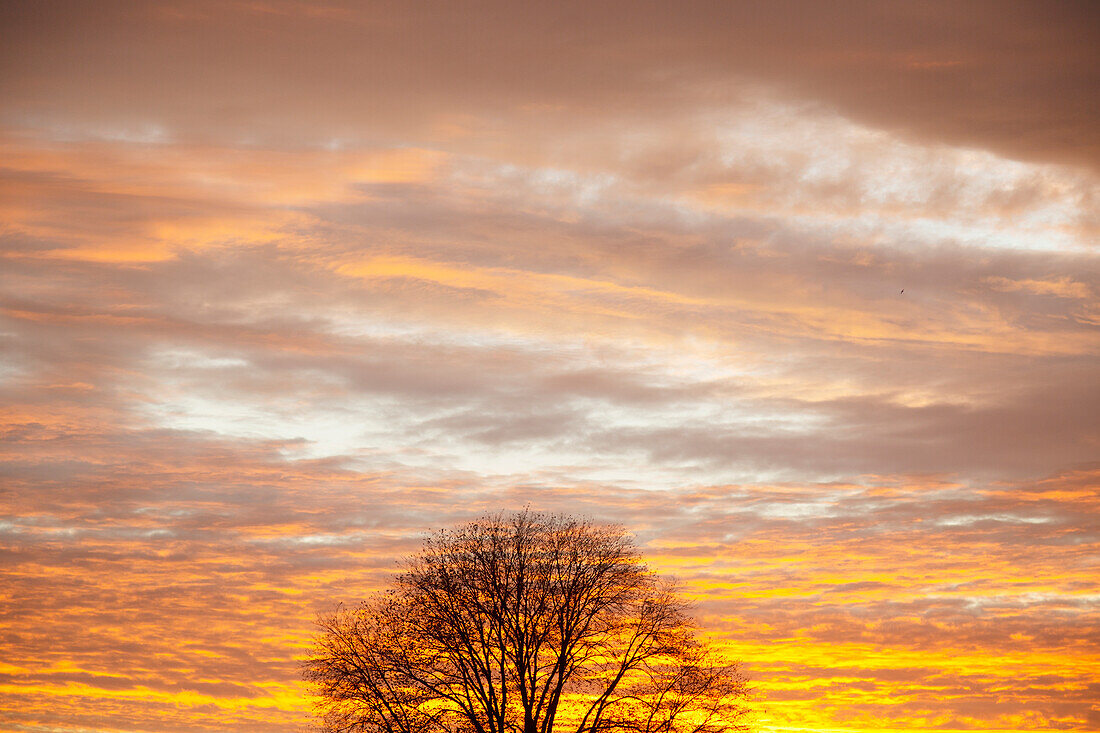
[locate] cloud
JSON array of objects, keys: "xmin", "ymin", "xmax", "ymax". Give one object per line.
[
  {"xmin": 2, "ymin": 4, "xmax": 1098, "ymax": 730},
  {"xmin": 2, "ymin": 1, "xmax": 1097, "ymax": 169},
  {"xmin": 1, "ymin": 419, "xmax": 1096, "ymax": 729}
]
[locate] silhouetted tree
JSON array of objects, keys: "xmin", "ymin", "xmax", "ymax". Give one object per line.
[{"xmin": 304, "ymin": 511, "xmax": 751, "ymax": 733}]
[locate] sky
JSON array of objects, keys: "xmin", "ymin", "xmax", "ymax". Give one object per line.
[{"xmin": 1, "ymin": 1, "xmax": 1098, "ymax": 731}]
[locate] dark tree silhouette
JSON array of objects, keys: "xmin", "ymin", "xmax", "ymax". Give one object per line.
[{"xmin": 304, "ymin": 511, "xmax": 751, "ymax": 733}]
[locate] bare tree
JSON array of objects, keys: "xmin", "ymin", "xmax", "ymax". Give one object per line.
[{"xmin": 304, "ymin": 511, "xmax": 751, "ymax": 733}]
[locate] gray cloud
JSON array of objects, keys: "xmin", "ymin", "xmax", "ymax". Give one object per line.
[{"xmin": 3, "ymin": 1, "xmax": 1097, "ymax": 170}]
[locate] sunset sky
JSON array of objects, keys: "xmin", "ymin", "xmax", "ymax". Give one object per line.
[{"xmin": 1, "ymin": 1, "xmax": 1099, "ymax": 731}]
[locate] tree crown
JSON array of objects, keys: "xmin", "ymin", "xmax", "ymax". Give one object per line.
[{"xmin": 304, "ymin": 511, "xmax": 751, "ymax": 733}]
